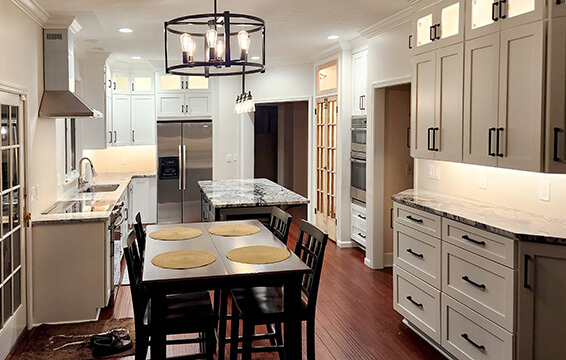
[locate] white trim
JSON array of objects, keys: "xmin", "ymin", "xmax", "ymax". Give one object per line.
[
  {"xmin": 384, "ymin": 252, "xmax": 394, "ymax": 267},
  {"xmin": 10, "ymin": 0, "xmax": 49, "ymax": 27},
  {"xmin": 337, "ymin": 240, "xmax": 355, "ymax": 248},
  {"xmin": 0, "ymin": 81, "xmax": 28, "ymax": 96},
  {"xmin": 371, "ymin": 75, "xmax": 412, "ymax": 89},
  {"xmin": 349, "ymin": 36, "xmax": 369, "ymax": 51},
  {"xmin": 359, "ymin": 8, "xmax": 413, "ymax": 39},
  {"xmin": 364, "ymin": 257, "xmax": 372, "ymax": 267},
  {"xmin": 310, "ymin": 44, "xmax": 344, "ymax": 64}
]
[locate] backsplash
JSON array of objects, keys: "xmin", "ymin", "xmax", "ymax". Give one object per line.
[
  {"xmin": 83, "ymin": 145, "xmax": 156, "ymax": 173},
  {"xmin": 415, "ymin": 159, "xmax": 566, "ymax": 220}
]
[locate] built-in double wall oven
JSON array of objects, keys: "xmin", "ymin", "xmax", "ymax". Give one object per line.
[{"xmin": 351, "ymin": 115, "xmax": 366, "ymax": 204}]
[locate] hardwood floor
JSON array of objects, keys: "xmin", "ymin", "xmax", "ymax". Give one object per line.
[{"xmin": 9, "ymin": 206, "xmax": 445, "ymax": 359}]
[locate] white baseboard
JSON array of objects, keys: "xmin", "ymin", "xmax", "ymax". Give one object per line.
[
  {"xmin": 337, "ymin": 239, "xmax": 355, "ymax": 248},
  {"xmin": 384, "ymin": 252, "xmax": 393, "ymax": 267},
  {"xmin": 364, "ymin": 257, "xmax": 372, "ymax": 268}
]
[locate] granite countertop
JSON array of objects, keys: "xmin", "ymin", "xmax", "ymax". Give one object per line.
[
  {"xmin": 33, "ymin": 171, "xmax": 156, "ymax": 225},
  {"xmin": 198, "ymin": 178, "xmax": 309, "ymax": 209},
  {"xmin": 392, "ymin": 189, "xmax": 566, "ymax": 245}
]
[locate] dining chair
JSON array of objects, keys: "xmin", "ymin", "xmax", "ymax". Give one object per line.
[
  {"xmin": 133, "ymin": 212, "xmax": 146, "ymax": 258},
  {"xmin": 268, "ymin": 207, "xmax": 293, "ymax": 245},
  {"xmin": 124, "ymin": 241, "xmax": 217, "ymax": 360},
  {"xmin": 229, "ymin": 220, "xmax": 329, "ymax": 360}
]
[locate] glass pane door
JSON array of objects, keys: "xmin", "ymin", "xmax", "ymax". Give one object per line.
[
  {"xmin": 416, "ymin": 13, "xmax": 434, "ymax": 48},
  {"xmin": 441, "ymin": 3, "xmax": 461, "ymax": 39},
  {"xmin": 467, "ymin": 0, "xmax": 500, "ymax": 39},
  {"xmin": 507, "ymin": 0, "xmax": 535, "ymax": 19}
]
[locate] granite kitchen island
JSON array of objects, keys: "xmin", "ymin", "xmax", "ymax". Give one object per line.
[{"xmin": 198, "ymin": 178, "xmax": 309, "ymax": 222}]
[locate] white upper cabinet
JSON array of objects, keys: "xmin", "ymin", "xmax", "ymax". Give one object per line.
[
  {"xmin": 156, "ymin": 73, "xmax": 209, "ymax": 93},
  {"xmin": 352, "ymin": 49, "xmax": 368, "ymax": 116},
  {"xmin": 466, "ymin": 0, "xmax": 545, "ymax": 40},
  {"xmin": 112, "ymin": 73, "xmax": 130, "ymax": 94},
  {"xmin": 131, "ymin": 75, "xmax": 154, "ymax": 94},
  {"xmin": 131, "ymin": 95, "xmax": 156, "ymax": 145},
  {"xmin": 411, "ymin": 51, "xmax": 437, "ymax": 158},
  {"xmin": 156, "ymin": 93, "xmax": 212, "ymax": 118},
  {"xmin": 413, "ymin": 0, "xmax": 465, "ymax": 54},
  {"xmin": 112, "ymin": 73, "xmax": 154, "ymax": 94},
  {"xmin": 111, "ymin": 95, "xmax": 132, "ymax": 146}
]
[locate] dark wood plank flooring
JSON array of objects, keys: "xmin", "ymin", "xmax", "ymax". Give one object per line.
[{"xmin": 9, "ymin": 206, "xmax": 445, "ymax": 359}]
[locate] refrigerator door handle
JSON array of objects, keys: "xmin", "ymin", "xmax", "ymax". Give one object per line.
[
  {"xmin": 183, "ymin": 144, "xmax": 187, "ymax": 190},
  {"xmin": 178, "ymin": 145, "xmax": 183, "ymax": 190}
]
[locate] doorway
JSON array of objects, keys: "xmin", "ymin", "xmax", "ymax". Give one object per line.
[{"xmin": 254, "ymin": 101, "xmax": 309, "ymax": 198}]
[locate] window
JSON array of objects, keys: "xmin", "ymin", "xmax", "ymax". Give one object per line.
[{"xmin": 64, "ymin": 118, "xmax": 76, "ymax": 177}]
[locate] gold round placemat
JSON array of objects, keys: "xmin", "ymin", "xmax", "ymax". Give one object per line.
[
  {"xmin": 208, "ymin": 224, "xmax": 261, "ymax": 237},
  {"xmin": 226, "ymin": 246, "xmax": 290, "ymax": 264},
  {"xmin": 151, "ymin": 250, "xmax": 216, "ymax": 269},
  {"xmin": 149, "ymin": 227, "xmax": 203, "ymax": 241}
]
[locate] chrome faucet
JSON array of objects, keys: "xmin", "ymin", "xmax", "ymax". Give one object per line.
[{"xmin": 78, "ymin": 157, "xmax": 98, "ymax": 189}]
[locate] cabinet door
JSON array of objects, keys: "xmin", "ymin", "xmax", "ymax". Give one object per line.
[
  {"xmin": 186, "ymin": 93, "xmax": 212, "ymax": 117},
  {"xmin": 437, "ymin": 0, "xmax": 465, "ymax": 48},
  {"xmin": 413, "ymin": 5, "xmax": 438, "ymax": 54},
  {"xmin": 111, "ymin": 95, "xmax": 131, "ymax": 146},
  {"xmin": 466, "ymin": 0, "xmax": 500, "ymax": 40},
  {"xmin": 435, "ymin": 43, "xmax": 464, "ymax": 162},
  {"xmin": 518, "ymin": 242, "xmax": 566, "ymax": 360},
  {"xmin": 130, "ymin": 178, "xmax": 151, "ymax": 223},
  {"xmin": 552, "ymin": 0, "xmax": 566, "ymax": 18},
  {"xmin": 502, "ymin": 0, "xmax": 545, "ymax": 30},
  {"xmin": 131, "ymin": 74, "xmax": 154, "ymax": 94},
  {"xmin": 131, "ymin": 95, "xmax": 156, "ymax": 145},
  {"xmin": 156, "ymin": 94, "xmax": 185, "ymax": 117},
  {"xmin": 156, "ymin": 73, "xmax": 183, "ymax": 93},
  {"xmin": 546, "ymin": 17, "xmax": 566, "ymax": 173},
  {"xmin": 352, "ymin": 50, "xmax": 368, "ymax": 116},
  {"xmin": 105, "ymin": 94, "xmax": 112, "ymax": 146},
  {"xmin": 463, "ymin": 33, "xmax": 499, "ymax": 167},
  {"xmin": 105, "ymin": 66, "xmax": 112, "ymax": 97},
  {"xmin": 411, "ymin": 51, "xmax": 436, "ymax": 159},
  {"xmin": 112, "ymin": 73, "xmax": 130, "ymax": 94},
  {"xmin": 497, "ymin": 22, "xmax": 544, "ymax": 172}
]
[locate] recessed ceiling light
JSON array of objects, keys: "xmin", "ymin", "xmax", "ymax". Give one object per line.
[
  {"xmin": 251, "ymin": 56, "xmax": 260, "ymax": 60},
  {"xmin": 327, "ymin": 35, "xmax": 339, "ymax": 40},
  {"xmin": 119, "ymin": 28, "xmax": 133, "ymax": 33},
  {"xmin": 131, "ymin": 56, "xmax": 142, "ymax": 60}
]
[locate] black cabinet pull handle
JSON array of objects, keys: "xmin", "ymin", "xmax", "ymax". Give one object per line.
[
  {"xmin": 407, "ymin": 127, "xmax": 411, "ymax": 148},
  {"xmin": 432, "ymin": 127, "xmax": 439, "ymax": 151},
  {"xmin": 390, "ymin": 208, "xmax": 394, "ymax": 229},
  {"xmin": 132, "ymin": 130, "xmax": 135, "ymax": 142},
  {"xmin": 554, "ymin": 127, "xmax": 563, "ymax": 161},
  {"xmin": 113, "ymin": 131, "xmax": 117, "ymax": 143},
  {"xmin": 435, "ymin": 24, "xmax": 441, "ymax": 40},
  {"xmin": 131, "ymin": 83, "xmax": 134, "ymax": 92},
  {"xmin": 407, "ymin": 248, "xmax": 424, "ymax": 258},
  {"xmin": 462, "ymin": 276, "xmax": 486, "ymax": 290},
  {"xmin": 499, "ymin": 0, "xmax": 507, "ymax": 19},
  {"xmin": 492, "ymin": 2, "xmax": 500, "ymax": 21},
  {"xmin": 409, "ymin": 35, "xmax": 413, "ymax": 49},
  {"xmin": 461, "ymin": 333, "xmax": 486, "ymax": 351},
  {"xmin": 524, "ymin": 254, "xmax": 531, "ymax": 289},
  {"xmin": 406, "ymin": 215, "xmax": 423, "ymax": 223},
  {"xmin": 462, "ymin": 235, "xmax": 486, "ymax": 246},
  {"xmin": 406, "ymin": 296, "xmax": 423, "ymax": 308},
  {"xmin": 428, "ymin": 127, "xmax": 434, "ymax": 151},
  {"xmin": 113, "ymin": 82, "xmax": 116, "ymax": 90},
  {"xmin": 358, "ymin": 214, "xmax": 366, "ymax": 220},
  {"xmin": 109, "ymin": 131, "xmax": 112, "ymax": 144},
  {"xmin": 358, "ymin": 233, "xmax": 366, "ymax": 239},
  {"xmin": 430, "ymin": 25, "xmax": 436, "ymax": 41},
  {"xmin": 488, "ymin": 128, "xmax": 496, "ymax": 156},
  {"xmin": 497, "ymin": 127, "xmax": 504, "ymax": 157}
]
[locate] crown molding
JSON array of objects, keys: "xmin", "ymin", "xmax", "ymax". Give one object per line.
[
  {"xmin": 10, "ymin": 0, "xmax": 49, "ymax": 27},
  {"xmin": 359, "ymin": 7, "xmax": 413, "ymax": 39},
  {"xmin": 309, "ymin": 43, "xmax": 344, "ymax": 64},
  {"xmin": 349, "ymin": 36, "xmax": 368, "ymax": 52}
]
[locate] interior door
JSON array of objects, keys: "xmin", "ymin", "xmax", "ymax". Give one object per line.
[
  {"xmin": 182, "ymin": 122, "xmax": 212, "ymax": 223},
  {"xmin": 157, "ymin": 122, "xmax": 182, "ymax": 224},
  {"xmin": 315, "ymin": 97, "xmax": 337, "ymax": 241},
  {"xmin": 0, "ymin": 92, "xmax": 26, "ymax": 359}
]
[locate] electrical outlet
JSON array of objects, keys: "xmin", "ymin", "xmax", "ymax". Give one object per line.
[
  {"xmin": 121, "ymin": 156, "xmax": 127, "ymax": 165},
  {"xmin": 233, "ymin": 153, "xmax": 238, "ymax": 162},
  {"xmin": 539, "ymin": 180, "xmax": 550, "ymax": 202},
  {"xmin": 434, "ymin": 167, "xmax": 440, "ymax": 180},
  {"xmin": 405, "ymin": 163, "xmax": 413, "ymax": 175},
  {"xmin": 36, "ymin": 184, "xmax": 40, "ymax": 200},
  {"xmin": 30, "ymin": 186, "xmax": 36, "ymax": 202},
  {"xmin": 428, "ymin": 164, "xmax": 435, "ymax": 179},
  {"xmin": 226, "ymin": 154, "xmax": 232, "ymax": 163},
  {"xmin": 479, "ymin": 171, "xmax": 487, "ymax": 189}
]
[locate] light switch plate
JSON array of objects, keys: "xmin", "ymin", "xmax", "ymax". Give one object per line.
[
  {"xmin": 479, "ymin": 171, "xmax": 487, "ymax": 189},
  {"xmin": 233, "ymin": 153, "xmax": 238, "ymax": 162},
  {"xmin": 226, "ymin": 154, "xmax": 233, "ymax": 163},
  {"xmin": 539, "ymin": 180, "xmax": 550, "ymax": 202},
  {"xmin": 121, "ymin": 157, "xmax": 127, "ymax": 165}
]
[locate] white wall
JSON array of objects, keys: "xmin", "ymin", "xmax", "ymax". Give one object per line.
[
  {"xmin": 214, "ymin": 76, "xmax": 241, "ymax": 180},
  {"xmin": 0, "ymin": 0, "xmax": 52, "ymax": 216},
  {"xmin": 247, "ymin": 62, "xmax": 314, "ymax": 101}
]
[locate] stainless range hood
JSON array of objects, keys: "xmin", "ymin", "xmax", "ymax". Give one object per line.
[{"xmin": 39, "ymin": 28, "xmax": 102, "ymax": 119}]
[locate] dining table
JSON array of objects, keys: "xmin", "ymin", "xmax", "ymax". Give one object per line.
[{"xmin": 142, "ymin": 219, "xmax": 312, "ymax": 360}]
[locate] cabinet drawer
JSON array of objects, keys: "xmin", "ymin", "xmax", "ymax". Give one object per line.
[
  {"xmin": 351, "ymin": 202, "xmax": 367, "ymax": 224},
  {"xmin": 442, "ymin": 242, "xmax": 515, "ymax": 331},
  {"xmin": 442, "ymin": 294, "xmax": 513, "ymax": 360},
  {"xmin": 394, "ymin": 203, "xmax": 441, "ymax": 238},
  {"xmin": 351, "ymin": 222, "xmax": 367, "ymax": 247},
  {"xmin": 394, "ymin": 223, "xmax": 441, "ymax": 289},
  {"xmin": 443, "ymin": 219, "xmax": 516, "ymax": 268},
  {"xmin": 394, "ymin": 266, "xmax": 441, "ymax": 343}
]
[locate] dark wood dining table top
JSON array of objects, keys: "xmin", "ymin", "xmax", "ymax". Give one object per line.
[{"xmin": 142, "ymin": 219, "xmax": 311, "ymax": 285}]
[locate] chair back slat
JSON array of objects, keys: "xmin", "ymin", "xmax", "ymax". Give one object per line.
[
  {"xmin": 294, "ymin": 220, "xmax": 328, "ymax": 314},
  {"xmin": 134, "ymin": 212, "xmax": 146, "ymax": 257},
  {"xmin": 268, "ymin": 207, "xmax": 292, "ymax": 245},
  {"xmin": 124, "ymin": 242, "xmax": 147, "ymax": 323}
]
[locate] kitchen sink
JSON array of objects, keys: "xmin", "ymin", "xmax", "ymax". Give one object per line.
[{"xmin": 80, "ymin": 184, "xmax": 120, "ymax": 193}]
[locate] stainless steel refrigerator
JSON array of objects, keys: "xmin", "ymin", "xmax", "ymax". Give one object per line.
[{"xmin": 157, "ymin": 120, "xmax": 212, "ymax": 224}]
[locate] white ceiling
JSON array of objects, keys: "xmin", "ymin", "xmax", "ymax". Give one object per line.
[{"xmin": 35, "ymin": 0, "xmax": 409, "ymax": 68}]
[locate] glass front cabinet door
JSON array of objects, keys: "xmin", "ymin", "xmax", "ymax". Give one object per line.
[{"xmin": 413, "ymin": 0, "xmax": 464, "ymax": 55}]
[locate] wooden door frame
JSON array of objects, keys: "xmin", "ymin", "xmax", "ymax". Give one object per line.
[{"xmin": 366, "ymin": 76, "xmax": 411, "ymax": 270}]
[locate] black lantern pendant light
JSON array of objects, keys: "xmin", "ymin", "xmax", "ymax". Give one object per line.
[{"xmin": 164, "ymin": 0, "xmax": 266, "ymax": 77}]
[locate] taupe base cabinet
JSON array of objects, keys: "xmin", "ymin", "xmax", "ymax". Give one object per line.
[{"xmin": 392, "ymin": 192, "xmax": 566, "ymax": 360}]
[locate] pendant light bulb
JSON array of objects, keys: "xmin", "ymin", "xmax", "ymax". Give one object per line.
[
  {"xmin": 206, "ymin": 28, "xmax": 218, "ymax": 48},
  {"xmin": 180, "ymin": 33, "xmax": 196, "ymax": 63},
  {"xmin": 216, "ymin": 41, "xmax": 225, "ymax": 61},
  {"xmin": 238, "ymin": 30, "xmax": 250, "ymax": 60}
]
